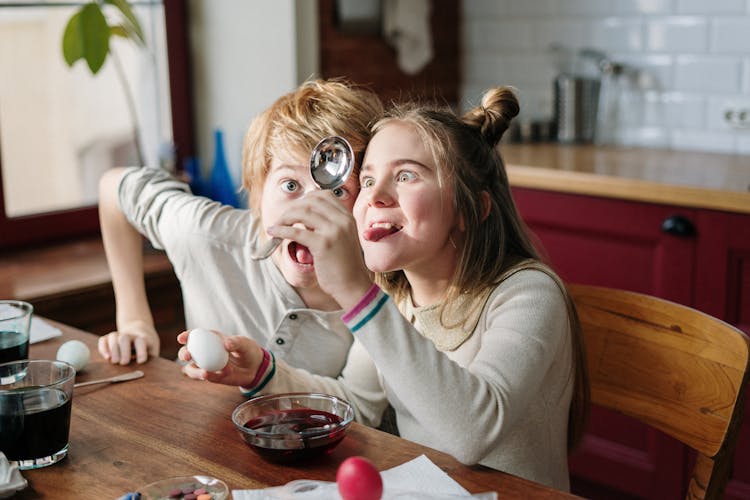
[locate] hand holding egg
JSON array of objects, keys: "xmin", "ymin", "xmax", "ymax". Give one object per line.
[{"xmin": 186, "ymin": 328, "xmax": 229, "ymax": 372}]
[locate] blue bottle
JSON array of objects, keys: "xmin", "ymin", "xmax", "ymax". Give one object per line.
[
  {"xmin": 183, "ymin": 156, "xmax": 207, "ymax": 198},
  {"xmin": 210, "ymin": 129, "xmax": 239, "ymax": 207}
]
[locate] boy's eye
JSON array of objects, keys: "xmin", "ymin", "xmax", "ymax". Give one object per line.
[
  {"xmin": 360, "ymin": 177, "xmax": 375, "ymax": 188},
  {"xmin": 281, "ymin": 180, "xmax": 299, "ymax": 193},
  {"xmin": 331, "ymin": 186, "xmax": 351, "ymax": 200}
]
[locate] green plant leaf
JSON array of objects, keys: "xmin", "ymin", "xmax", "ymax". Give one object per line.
[
  {"xmin": 105, "ymin": 0, "xmax": 145, "ymax": 45},
  {"xmin": 110, "ymin": 25, "xmax": 129, "ymax": 39},
  {"xmin": 62, "ymin": 11, "xmax": 84, "ymax": 67},
  {"xmin": 79, "ymin": 3, "xmax": 110, "ymax": 73},
  {"xmin": 63, "ymin": 3, "xmax": 112, "ymax": 74}
]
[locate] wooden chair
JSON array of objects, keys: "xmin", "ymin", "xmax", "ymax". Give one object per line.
[{"xmin": 569, "ymin": 284, "xmax": 750, "ymax": 500}]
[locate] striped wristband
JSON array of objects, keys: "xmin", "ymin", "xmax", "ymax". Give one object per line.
[
  {"xmin": 248, "ymin": 348, "xmax": 271, "ymax": 387},
  {"xmin": 239, "ymin": 350, "xmax": 276, "ymax": 397},
  {"xmin": 342, "ymin": 283, "xmax": 388, "ymax": 333}
]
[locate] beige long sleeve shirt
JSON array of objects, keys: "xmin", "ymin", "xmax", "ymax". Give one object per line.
[
  {"xmin": 118, "ymin": 166, "xmax": 354, "ymax": 377},
  {"xmin": 264, "ymin": 269, "xmax": 574, "ymax": 491}
]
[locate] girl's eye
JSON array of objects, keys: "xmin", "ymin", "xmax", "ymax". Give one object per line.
[
  {"xmin": 332, "ymin": 187, "xmax": 351, "ymax": 200},
  {"xmin": 360, "ymin": 177, "xmax": 375, "ymax": 188},
  {"xmin": 281, "ymin": 180, "xmax": 299, "ymax": 193},
  {"xmin": 397, "ymin": 171, "xmax": 416, "ymax": 182}
]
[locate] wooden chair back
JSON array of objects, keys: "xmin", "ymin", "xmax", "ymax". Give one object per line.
[{"xmin": 569, "ymin": 284, "xmax": 750, "ymax": 500}]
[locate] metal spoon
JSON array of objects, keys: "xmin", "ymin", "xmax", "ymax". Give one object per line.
[
  {"xmin": 250, "ymin": 136, "xmax": 355, "ymax": 260},
  {"xmin": 74, "ymin": 370, "xmax": 144, "ymax": 388}
]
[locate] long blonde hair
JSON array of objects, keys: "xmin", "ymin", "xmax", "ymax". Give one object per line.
[
  {"xmin": 373, "ymin": 87, "xmax": 589, "ymax": 451},
  {"xmin": 241, "ymin": 79, "xmax": 383, "ymax": 214}
]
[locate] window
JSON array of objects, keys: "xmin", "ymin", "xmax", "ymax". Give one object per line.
[{"xmin": 0, "ymin": 0, "xmax": 193, "ymax": 248}]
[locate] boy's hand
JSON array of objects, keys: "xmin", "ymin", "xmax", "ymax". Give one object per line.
[
  {"xmin": 177, "ymin": 331, "xmax": 265, "ymax": 387},
  {"xmin": 98, "ymin": 319, "xmax": 160, "ymax": 365}
]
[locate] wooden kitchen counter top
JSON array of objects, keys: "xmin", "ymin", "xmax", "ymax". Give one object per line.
[
  {"xmin": 0, "ymin": 237, "xmax": 173, "ymax": 302},
  {"xmin": 0, "ymin": 238, "xmax": 185, "ymax": 358},
  {"xmin": 501, "ymin": 143, "xmax": 750, "ymax": 214}
]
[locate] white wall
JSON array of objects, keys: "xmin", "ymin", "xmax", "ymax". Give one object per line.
[
  {"xmin": 462, "ymin": 0, "xmax": 750, "ymax": 154},
  {"xmin": 188, "ymin": 0, "xmax": 318, "ymax": 191}
]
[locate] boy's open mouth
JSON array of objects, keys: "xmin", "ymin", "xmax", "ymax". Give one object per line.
[
  {"xmin": 363, "ymin": 222, "xmax": 402, "ymax": 242},
  {"xmin": 289, "ymin": 241, "xmax": 313, "ymax": 265}
]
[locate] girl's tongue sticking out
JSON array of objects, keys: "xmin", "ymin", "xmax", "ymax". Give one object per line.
[{"xmin": 363, "ymin": 222, "xmax": 401, "ymax": 242}]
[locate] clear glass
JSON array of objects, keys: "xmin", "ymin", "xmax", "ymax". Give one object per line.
[
  {"xmin": 0, "ymin": 300, "xmax": 33, "ymax": 364},
  {"xmin": 0, "ymin": 2, "xmax": 173, "ymax": 218},
  {"xmin": 138, "ymin": 475, "xmax": 229, "ymax": 500},
  {"xmin": 0, "ymin": 359, "xmax": 76, "ymax": 469}
]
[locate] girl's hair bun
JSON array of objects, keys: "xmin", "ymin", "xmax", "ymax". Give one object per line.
[{"xmin": 463, "ymin": 86, "xmax": 520, "ymax": 146}]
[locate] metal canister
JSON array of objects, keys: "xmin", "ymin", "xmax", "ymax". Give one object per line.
[{"xmin": 554, "ymin": 74, "xmax": 601, "ymax": 143}]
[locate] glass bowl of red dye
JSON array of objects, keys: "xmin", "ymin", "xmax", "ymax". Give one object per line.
[{"xmin": 232, "ymin": 393, "xmax": 354, "ymax": 463}]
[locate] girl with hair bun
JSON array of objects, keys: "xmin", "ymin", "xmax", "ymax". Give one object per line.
[{"xmin": 179, "ymin": 87, "xmax": 589, "ymax": 491}]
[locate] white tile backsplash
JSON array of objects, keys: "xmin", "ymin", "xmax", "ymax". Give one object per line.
[
  {"xmin": 674, "ymin": 55, "xmax": 742, "ymax": 93},
  {"xmin": 677, "ymin": 0, "xmax": 747, "ymax": 14},
  {"xmin": 535, "ymin": 20, "xmax": 592, "ymax": 51},
  {"xmin": 507, "ymin": 0, "xmax": 560, "ymax": 17},
  {"xmin": 558, "ymin": 0, "xmax": 618, "ymax": 16},
  {"xmin": 737, "ymin": 135, "xmax": 750, "ymax": 154},
  {"xmin": 466, "ymin": 20, "xmax": 535, "ymax": 50},
  {"xmin": 646, "ymin": 17, "xmax": 708, "ymax": 52},
  {"xmin": 615, "ymin": 0, "xmax": 673, "ymax": 15},
  {"xmin": 591, "ymin": 18, "xmax": 645, "ymax": 51},
  {"xmin": 660, "ymin": 92, "xmax": 706, "ymax": 128},
  {"xmin": 711, "ymin": 18, "xmax": 750, "ymax": 53},
  {"xmin": 462, "ymin": 0, "xmax": 509, "ymax": 18},
  {"xmin": 616, "ymin": 54, "xmax": 674, "ymax": 89},
  {"xmin": 461, "ymin": 1, "xmax": 750, "ymax": 154}
]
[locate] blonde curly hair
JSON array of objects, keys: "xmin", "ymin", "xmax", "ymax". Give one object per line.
[{"xmin": 241, "ymin": 79, "xmax": 383, "ymax": 215}]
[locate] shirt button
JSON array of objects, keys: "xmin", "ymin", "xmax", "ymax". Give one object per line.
[
  {"xmin": 289, "ymin": 313, "xmax": 298, "ymax": 320},
  {"xmin": 275, "ymin": 338, "xmax": 286, "ymax": 345}
]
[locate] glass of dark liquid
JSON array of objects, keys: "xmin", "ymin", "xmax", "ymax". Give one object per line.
[
  {"xmin": 0, "ymin": 359, "xmax": 75, "ymax": 469},
  {"xmin": 0, "ymin": 300, "xmax": 33, "ymax": 363}
]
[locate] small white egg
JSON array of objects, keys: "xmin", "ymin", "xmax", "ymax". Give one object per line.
[
  {"xmin": 56, "ymin": 339, "xmax": 90, "ymax": 372},
  {"xmin": 186, "ymin": 328, "xmax": 229, "ymax": 372}
]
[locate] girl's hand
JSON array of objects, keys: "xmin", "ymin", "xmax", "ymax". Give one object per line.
[
  {"xmin": 98, "ymin": 319, "xmax": 160, "ymax": 365},
  {"xmin": 267, "ymin": 190, "xmax": 373, "ymax": 309},
  {"xmin": 177, "ymin": 331, "xmax": 264, "ymax": 386}
]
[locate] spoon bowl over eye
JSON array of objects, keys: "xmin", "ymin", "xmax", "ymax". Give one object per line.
[
  {"xmin": 309, "ymin": 136, "xmax": 355, "ymax": 190},
  {"xmin": 249, "ymin": 136, "xmax": 355, "ymax": 261}
]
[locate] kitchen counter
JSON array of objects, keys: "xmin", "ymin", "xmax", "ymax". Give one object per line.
[{"xmin": 501, "ymin": 143, "xmax": 750, "ymax": 214}]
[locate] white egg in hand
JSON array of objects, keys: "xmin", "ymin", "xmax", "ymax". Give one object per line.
[
  {"xmin": 56, "ymin": 339, "xmax": 90, "ymax": 371},
  {"xmin": 187, "ymin": 328, "xmax": 229, "ymax": 372}
]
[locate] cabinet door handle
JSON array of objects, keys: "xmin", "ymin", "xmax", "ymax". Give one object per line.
[{"xmin": 661, "ymin": 215, "xmax": 696, "ymax": 237}]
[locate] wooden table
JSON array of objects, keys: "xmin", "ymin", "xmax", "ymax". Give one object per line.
[{"xmin": 16, "ymin": 321, "xmax": 580, "ymax": 499}]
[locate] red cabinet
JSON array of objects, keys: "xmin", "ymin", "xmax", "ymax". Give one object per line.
[{"xmin": 511, "ymin": 187, "xmax": 750, "ymax": 500}]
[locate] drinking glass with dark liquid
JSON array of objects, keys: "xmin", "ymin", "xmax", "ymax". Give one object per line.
[
  {"xmin": 0, "ymin": 300, "xmax": 33, "ymax": 363},
  {"xmin": 0, "ymin": 360, "xmax": 76, "ymax": 469}
]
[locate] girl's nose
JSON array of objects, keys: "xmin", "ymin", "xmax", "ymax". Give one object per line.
[{"xmin": 366, "ymin": 180, "xmax": 395, "ymax": 207}]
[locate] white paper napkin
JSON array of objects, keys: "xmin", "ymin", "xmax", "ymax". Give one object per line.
[
  {"xmin": 30, "ymin": 317, "xmax": 62, "ymax": 344},
  {"xmin": 0, "ymin": 452, "xmax": 27, "ymax": 498},
  {"xmin": 232, "ymin": 454, "xmax": 497, "ymax": 499}
]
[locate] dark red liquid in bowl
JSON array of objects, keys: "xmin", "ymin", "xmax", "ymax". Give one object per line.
[{"xmin": 242, "ymin": 408, "xmax": 346, "ymax": 463}]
